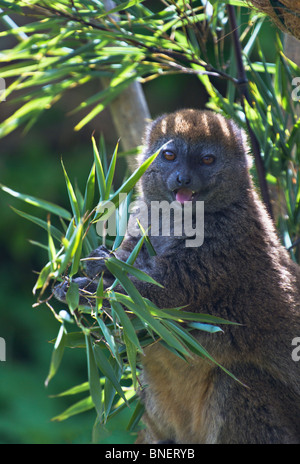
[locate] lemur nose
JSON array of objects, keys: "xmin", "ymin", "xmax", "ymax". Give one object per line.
[{"xmin": 176, "ymin": 174, "xmax": 191, "ymax": 186}]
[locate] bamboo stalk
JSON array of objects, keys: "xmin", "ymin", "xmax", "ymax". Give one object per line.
[{"xmin": 101, "ymin": 0, "xmax": 151, "ymax": 167}]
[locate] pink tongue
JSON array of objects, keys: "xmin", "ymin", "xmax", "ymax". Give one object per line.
[{"xmin": 175, "ymin": 188, "xmax": 193, "ymax": 204}]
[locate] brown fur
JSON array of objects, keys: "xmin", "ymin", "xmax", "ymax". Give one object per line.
[{"xmin": 55, "ymin": 109, "xmax": 300, "ymax": 443}]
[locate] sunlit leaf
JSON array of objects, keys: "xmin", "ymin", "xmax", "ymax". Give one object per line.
[
  {"xmin": 83, "ymin": 162, "xmax": 96, "ymax": 214},
  {"xmin": 45, "ymin": 324, "xmax": 67, "ymax": 387},
  {"xmin": 0, "ymin": 184, "xmax": 71, "ymax": 219},
  {"xmin": 94, "ymin": 149, "xmax": 160, "ymax": 222},
  {"xmin": 92, "ymin": 136, "xmax": 106, "ymax": 201},
  {"xmin": 61, "ymin": 160, "xmax": 81, "ymax": 224},
  {"xmin": 52, "ymin": 396, "xmax": 94, "ymax": 422}
]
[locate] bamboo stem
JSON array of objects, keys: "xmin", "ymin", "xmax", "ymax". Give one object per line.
[{"xmin": 101, "ymin": 0, "xmax": 151, "ymax": 167}]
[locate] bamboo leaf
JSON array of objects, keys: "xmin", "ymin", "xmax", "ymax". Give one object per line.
[
  {"xmin": 94, "ymin": 149, "xmax": 160, "ymax": 222},
  {"xmin": 127, "ymin": 400, "xmax": 145, "ymax": 432},
  {"xmin": 105, "ymin": 141, "xmax": 119, "ymax": 201},
  {"xmin": 52, "ymin": 396, "xmax": 94, "ymax": 422},
  {"xmin": 93, "ymin": 344, "xmax": 126, "ymax": 403},
  {"xmin": 162, "ymin": 320, "xmax": 245, "ymax": 386},
  {"xmin": 107, "ymin": 256, "xmax": 163, "ymax": 287},
  {"xmin": 32, "ymin": 261, "xmax": 52, "ymax": 294},
  {"xmin": 123, "ymin": 332, "xmax": 138, "ymax": 389},
  {"xmin": 85, "ymin": 334, "xmax": 103, "ymax": 420},
  {"xmin": 96, "ymin": 314, "xmax": 119, "ymax": 362},
  {"xmin": 145, "ymin": 307, "xmax": 237, "ymax": 325},
  {"xmin": 74, "ymin": 76, "xmax": 137, "ymax": 131},
  {"xmin": 61, "ymin": 159, "xmax": 81, "ymax": 225},
  {"xmin": 58, "ymin": 220, "xmax": 83, "ymax": 276},
  {"xmin": 95, "ymin": 273, "xmax": 105, "ymax": 314},
  {"xmin": 51, "ymin": 381, "xmax": 90, "ymax": 397},
  {"xmin": 83, "ymin": 162, "xmax": 96, "ymax": 214},
  {"xmin": 0, "ymin": 184, "xmax": 71, "ymax": 219},
  {"xmin": 45, "ymin": 324, "xmax": 66, "ymax": 387},
  {"xmin": 66, "ymin": 281, "xmax": 79, "ymax": 313},
  {"xmin": 11, "ymin": 206, "xmax": 63, "ymax": 242},
  {"xmin": 61, "ymin": 332, "xmax": 86, "ymax": 349},
  {"xmin": 110, "ymin": 300, "xmax": 142, "ymax": 353},
  {"xmin": 92, "ymin": 136, "xmax": 106, "ymax": 201},
  {"xmin": 112, "ymin": 289, "xmax": 191, "ymax": 359},
  {"xmin": 0, "ymin": 95, "xmax": 53, "ymax": 138},
  {"xmin": 47, "ymin": 216, "xmax": 58, "ymax": 272}
]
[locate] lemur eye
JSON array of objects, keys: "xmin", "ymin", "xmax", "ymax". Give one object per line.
[
  {"xmin": 162, "ymin": 150, "xmax": 176, "ymax": 161},
  {"xmin": 201, "ymin": 155, "xmax": 215, "ymax": 165}
]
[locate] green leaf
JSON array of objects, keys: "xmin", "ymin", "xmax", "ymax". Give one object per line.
[
  {"xmin": 10, "ymin": 206, "xmax": 63, "ymax": 242},
  {"xmin": 74, "ymin": 76, "xmax": 138, "ymax": 131},
  {"xmin": 107, "ymin": 256, "xmax": 163, "ymax": 288},
  {"xmin": 52, "ymin": 396, "xmax": 94, "ymax": 422},
  {"xmin": 123, "ymin": 227, "xmax": 147, "ymax": 265},
  {"xmin": 94, "ymin": 149, "xmax": 160, "ymax": 223},
  {"xmin": 66, "ymin": 281, "xmax": 79, "ymax": 313},
  {"xmin": 123, "ymin": 332, "xmax": 138, "ymax": 389},
  {"xmin": 85, "ymin": 334, "xmax": 103, "ymax": 420},
  {"xmin": 61, "ymin": 159, "xmax": 81, "ymax": 224},
  {"xmin": 61, "ymin": 331, "xmax": 86, "ymax": 349},
  {"xmin": 96, "ymin": 0, "xmax": 145, "ymax": 19},
  {"xmin": 96, "ymin": 314, "xmax": 119, "ymax": 362},
  {"xmin": 163, "ymin": 320, "xmax": 244, "ymax": 386},
  {"xmin": 47, "ymin": 216, "xmax": 57, "ymax": 272},
  {"xmin": 58, "ymin": 220, "xmax": 83, "ymax": 277},
  {"xmin": 113, "ymin": 290, "xmax": 191, "ymax": 359},
  {"xmin": 95, "ymin": 273, "xmax": 105, "ymax": 314},
  {"xmin": 145, "ymin": 307, "xmax": 237, "ymax": 325},
  {"xmin": 45, "ymin": 324, "xmax": 66, "ymax": 387},
  {"xmin": 105, "ymin": 141, "xmax": 119, "ymax": 201},
  {"xmin": 103, "ymin": 364, "xmax": 122, "ymax": 423},
  {"xmin": 93, "ymin": 344, "xmax": 126, "ymax": 403},
  {"xmin": 127, "ymin": 400, "xmax": 145, "ymax": 432},
  {"xmin": 113, "ymin": 190, "xmax": 132, "ymax": 250},
  {"xmin": 0, "ymin": 184, "xmax": 71, "ymax": 220},
  {"xmin": 51, "ymin": 381, "xmax": 90, "ymax": 397},
  {"xmin": 92, "ymin": 136, "xmax": 106, "ymax": 201},
  {"xmin": 32, "ymin": 261, "xmax": 52, "ymax": 294},
  {"xmin": 70, "ymin": 233, "xmax": 83, "ymax": 277},
  {"xmin": 0, "ymin": 95, "xmax": 53, "ymax": 138},
  {"xmin": 110, "ymin": 300, "xmax": 142, "ymax": 353},
  {"xmin": 83, "ymin": 162, "xmax": 96, "ymax": 214}
]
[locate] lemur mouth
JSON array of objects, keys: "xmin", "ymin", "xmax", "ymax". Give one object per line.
[{"xmin": 174, "ymin": 188, "xmax": 197, "ymax": 204}]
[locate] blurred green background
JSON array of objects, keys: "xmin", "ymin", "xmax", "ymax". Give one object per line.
[{"xmin": 0, "ymin": 8, "xmax": 278, "ymax": 443}]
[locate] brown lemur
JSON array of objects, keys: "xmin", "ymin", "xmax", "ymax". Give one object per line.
[{"xmin": 54, "ymin": 109, "xmax": 300, "ymax": 444}]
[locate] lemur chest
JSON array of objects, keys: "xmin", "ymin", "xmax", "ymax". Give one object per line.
[{"xmin": 140, "ymin": 344, "xmax": 217, "ymax": 443}]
